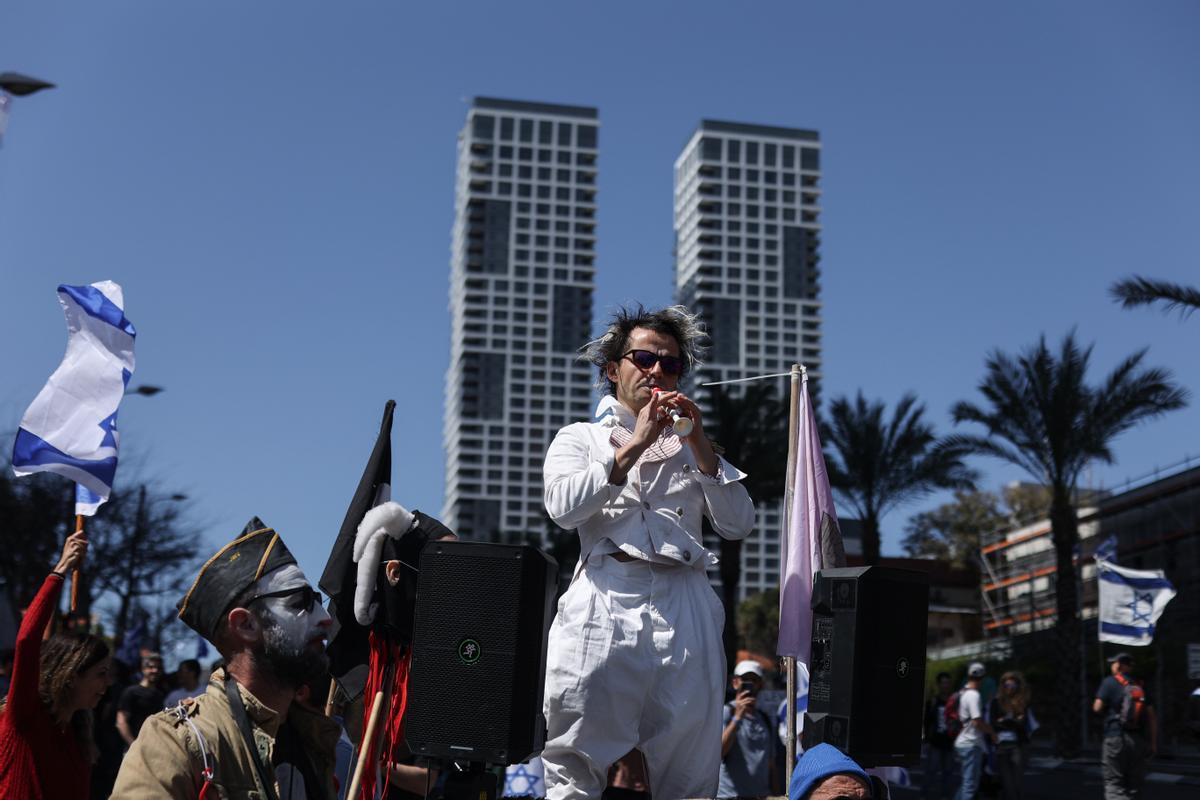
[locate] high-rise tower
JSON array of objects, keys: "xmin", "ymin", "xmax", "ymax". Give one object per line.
[
  {"xmin": 443, "ymin": 98, "xmax": 598, "ymax": 543},
  {"xmin": 674, "ymin": 120, "xmax": 823, "ymax": 599}
]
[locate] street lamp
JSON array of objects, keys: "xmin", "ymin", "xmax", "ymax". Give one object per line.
[
  {"xmin": 0, "ymin": 72, "xmax": 56, "ymax": 97},
  {"xmin": 126, "ymin": 385, "xmax": 164, "ymax": 397}
]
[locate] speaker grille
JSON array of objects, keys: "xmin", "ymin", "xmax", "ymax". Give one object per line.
[{"xmin": 405, "ymin": 542, "xmax": 555, "ymax": 764}]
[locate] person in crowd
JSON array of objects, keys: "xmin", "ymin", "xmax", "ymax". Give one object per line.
[
  {"xmin": 922, "ymin": 671, "xmax": 956, "ymax": 800},
  {"xmin": 604, "ymin": 750, "xmax": 650, "ymax": 800},
  {"xmin": 988, "ymin": 671, "xmax": 1032, "ymax": 800},
  {"xmin": 540, "ymin": 304, "xmax": 755, "ymax": 800},
  {"xmin": 92, "ymin": 656, "xmax": 133, "ymax": 798},
  {"xmin": 0, "ymin": 649, "xmax": 14, "ymax": 698},
  {"xmin": 1093, "ymin": 652, "xmax": 1157, "ymax": 800},
  {"xmin": 117, "ymin": 652, "xmax": 165, "ymax": 745},
  {"xmin": 112, "ymin": 517, "xmax": 341, "ymax": 798},
  {"xmin": 1186, "ymin": 681, "xmax": 1200, "ymax": 744},
  {"xmin": 0, "ymin": 530, "xmax": 113, "ymax": 799},
  {"xmin": 789, "ymin": 743, "xmax": 886, "ymax": 800},
  {"xmin": 164, "ymin": 658, "xmax": 206, "ymax": 707},
  {"xmin": 719, "ymin": 659, "xmax": 777, "ymax": 800},
  {"xmin": 954, "ymin": 662, "xmax": 995, "ymax": 800}
]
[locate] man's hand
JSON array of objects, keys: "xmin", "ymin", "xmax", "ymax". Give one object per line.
[
  {"xmin": 633, "ymin": 389, "xmax": 675, "ymax": 447},
  {"xmin": 54, "ymin": 530, "xmax": 88, "ymax": 575},
  {"xmin": 609, "ymin": 391, "xmax": 675, "ymax": 485},
  {"xmin": 664, "ymin": 391, "xmax": 719, "ymax": 477},
  {"xmin": 668, "ymin": 392, "xmax": 705, "ymax": 442},
  {"xmin": 733, "ymin": 689, "xmax": 757, "ymax": 720}
]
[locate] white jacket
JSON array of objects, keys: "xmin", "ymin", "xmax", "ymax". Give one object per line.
[{"xmin": 543, "ymin": 396, "xmax": 756, "ymax": 571}]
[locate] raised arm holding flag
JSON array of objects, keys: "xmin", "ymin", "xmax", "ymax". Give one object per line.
[{"xmin": 11, "ymin": 281, "xmax": 136, "ymax": 611}]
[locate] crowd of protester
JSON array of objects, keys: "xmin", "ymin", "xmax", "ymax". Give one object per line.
[{"xmin": 0, "ymin": 530, "xmax": 1184, "ymax": 800}]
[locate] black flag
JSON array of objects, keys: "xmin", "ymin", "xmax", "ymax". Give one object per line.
[{"xmin": 320, "ymin": 400, "xmax": 395, "ymax": 701}]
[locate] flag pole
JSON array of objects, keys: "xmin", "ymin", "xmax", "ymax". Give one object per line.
[
  {"xmin": 348, "ymin": 662, "xmax": 393, "ymax": 800},
  {"xmin": 783, "ymin": 363, "xmax": 804, "ymax": 771},
  {"xmin": 325, "ymin": 679, "xmax": 341, "ymax": 718},
  {"xmin": 70, "ymin": 513, "xmax": 85, "ymax": 612}
]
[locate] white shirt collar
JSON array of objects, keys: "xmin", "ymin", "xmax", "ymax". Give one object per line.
[{"xmin": 594, "ymin": 394, "xmax": 636, "ymax": 428}]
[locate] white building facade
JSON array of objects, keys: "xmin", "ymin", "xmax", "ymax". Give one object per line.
[
  {"xmin": 673, "ymin": 120, "xmax": 824, "ymax": 600},
  {"xmin": 443, "ymin": 98, "xmax": 598, "ymax": 543}
]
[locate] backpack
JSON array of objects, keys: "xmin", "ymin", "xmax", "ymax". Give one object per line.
[
  {"xmin": 943, "ymin": 691, "xmax": 964, "ymax": 740},
  {"xmin": 1114, "ymin": 673, "xmax": 1146, "ymax": 732}
]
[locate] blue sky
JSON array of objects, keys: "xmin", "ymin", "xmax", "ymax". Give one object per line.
[{"xmin": 2, "ymin": 1, "xmax": 1198, "ymax": 598}]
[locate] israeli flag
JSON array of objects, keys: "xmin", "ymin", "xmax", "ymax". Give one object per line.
[
  {"xmin": 1093, "ymin": 535, "xmax": 1118, "ymax": 563},
  {"xmin": 11, "ymin": 282, "xmax": 136, "ymax": 516},
  {"xmin": 503, "ymin": 757, "xmax": 544, "ymax": 797},
  {"xmin": 1097, "ymin": 559, "xmax": 1176, "ymax": 646}
]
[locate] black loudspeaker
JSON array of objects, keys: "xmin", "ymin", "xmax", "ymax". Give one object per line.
[
  {"xmin": 801, "ymin": 566, "xmax": 929, "ymax": 766},
  {"xmin": 405, "ymin": 540, "xmax": 558, "ymax": 765}
]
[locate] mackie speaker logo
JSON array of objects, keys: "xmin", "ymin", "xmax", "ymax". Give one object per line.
[
  {"xmin": 896, "ymin": 657, "xmax": 910, "ymax": 678},
  {"xmin": 458, "ymin": 637, "xmax": 481, "ymax": 665}
]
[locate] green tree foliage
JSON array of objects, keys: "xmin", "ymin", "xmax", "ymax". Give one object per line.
[
  {"xmin": 702, "ymin": 382, "xmax": 789, "ymax": 667},
  {"xmin": 737, "ymin": 588, "xmax": 780, "ymax": 656},
  {"xmin": 822, "ymin": 392, "xmax": 976, "ymax": 566},
  {"xmin": 950, "ymin": 332, "xmax": 1187, "ymax": 757},
  {"xmin": 902, "ymin": 490, "xmax": 1006, "ymax": 568},
  {"xmin": 902, "ymin": 485, "xmax": 1053, "ymax": 568}
]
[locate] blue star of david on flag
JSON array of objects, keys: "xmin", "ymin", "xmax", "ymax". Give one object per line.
[
  {"xmin": 1097, "ymin": 560, "xmax": 1176, "ymax": 646},
  {"xmin": 11, "ymin": 282, "xmax": 136, "ymax": 516},
  {"xmin": 1127, "ymin": 592, "xmax": 1154, "ymax": 624},
  {"xmin": 503, "ymin": 759, "xmax": 544, "ymax": 796}
]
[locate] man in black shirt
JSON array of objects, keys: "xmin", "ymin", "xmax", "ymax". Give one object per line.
[
  {"xmin": 1093, "ymin": 652, "xmax": 1157, "ymax": 800},
  {"xmin": 922, "ymin": 672, "xmax": 956, "ymax": 800},
  {"xmin": 117, "ymin": 653, "xmax": 165, "ymax": 745}
]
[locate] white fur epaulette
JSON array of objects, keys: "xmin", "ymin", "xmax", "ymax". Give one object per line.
[{"xmin": 351, "ymin": 501, "xmax": 416, "ymax": 626}]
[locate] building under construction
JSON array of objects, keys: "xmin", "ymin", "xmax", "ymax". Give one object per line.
[{"xmin": 979, "ymin": 458, "xmax": 1200, "ymax": 739}]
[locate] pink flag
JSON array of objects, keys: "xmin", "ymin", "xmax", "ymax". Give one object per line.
[{"xmin": 778, "ymin": 371, "xmax": 845, "ymax": 664}]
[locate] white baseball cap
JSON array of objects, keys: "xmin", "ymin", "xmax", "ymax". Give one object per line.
[{"xmin": 734, "ymin": 659, "xmax": 764, "ymax": 678}]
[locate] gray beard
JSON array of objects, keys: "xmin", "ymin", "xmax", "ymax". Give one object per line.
[{"xmin": 256, "ymin": 618, "xmax": 329, "ymax": 690}]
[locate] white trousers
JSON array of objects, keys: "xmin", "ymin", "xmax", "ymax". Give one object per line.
[{"xmin": 542, "ymin": 554, "xmax": 727, "ymax": 800}]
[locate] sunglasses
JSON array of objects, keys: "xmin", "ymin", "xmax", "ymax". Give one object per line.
[
  {"xmin": 247, "ymin": 585, "xmax": 322, "ymax": 611},
  {"xmin": 622, "ymin": 349, "xmax": 685, "ymax": 376}
]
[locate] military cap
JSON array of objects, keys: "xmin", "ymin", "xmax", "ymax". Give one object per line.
[{"xmin": 177, "ymin": 517, "xmax": 298, "ymax": 638}]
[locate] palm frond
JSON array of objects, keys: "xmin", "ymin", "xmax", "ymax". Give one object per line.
[{"xmin": 1110, "ymin": 275, "xmax": 1200, "ymax": 318}]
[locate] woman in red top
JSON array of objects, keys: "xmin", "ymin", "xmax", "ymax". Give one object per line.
[{"xmin": 0, "ymin": 531, "xmax": 112, "ymax": 799}]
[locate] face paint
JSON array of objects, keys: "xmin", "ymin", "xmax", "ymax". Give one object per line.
[{"xmin": 249, "ymin": 564, "xmax": 332, "ymax": 688}]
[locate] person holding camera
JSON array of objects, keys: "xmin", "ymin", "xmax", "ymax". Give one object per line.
[{"xmin": 718, "ymin": 660, "xmax": 778, "ymax": 800}]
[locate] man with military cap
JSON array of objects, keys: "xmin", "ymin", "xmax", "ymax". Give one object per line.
[{"xmin": 112, "ymin": 518, "xmax": 341, "ymax": 799}]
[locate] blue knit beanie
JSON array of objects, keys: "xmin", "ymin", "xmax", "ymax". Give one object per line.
[{"xmin": 789, "ymin": 743, "xmax": 870, "ymax": 800}]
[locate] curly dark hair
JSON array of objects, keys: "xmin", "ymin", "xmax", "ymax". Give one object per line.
[
  {"xmin": 581, "ymin": 304, "xmax": 708, "ymax": 395},
  {"xmin": 28, "ymin": 633, "xmax": 109, "ymax": 763}
]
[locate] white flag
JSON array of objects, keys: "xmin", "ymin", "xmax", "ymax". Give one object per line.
[
  {"xmin": 778, "ymin": 371, "xmax": 845, "ymax": 664},
  {"xmin": 1097, "ymin": 559, "xmax": 1176, "ymax": 646},
  {"xmin": 11, "ymin": 282, "xmax": 136, "ymax": 516}
]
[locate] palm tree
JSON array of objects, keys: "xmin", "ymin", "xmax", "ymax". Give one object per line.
[
  {"xmin": 701, "ymin": 382, "xmax": 789, "ymax": 667},
  {"xmin": 822, "ymin": 392, "xmax": 976, "ymax": 566},
  {"xmin": 950, "ymin": 333, "xmax": 1187, "ymax": 757},
  {"xmin": 1110, "ymin": 276, "xmax": 1200, "ymax": 318}
]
